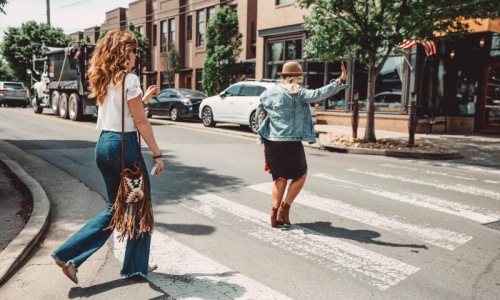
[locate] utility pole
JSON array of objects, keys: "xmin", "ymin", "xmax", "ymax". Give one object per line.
[{"xmin": 46, "ymin": 0, "xmax": 51, "ymax": 26}]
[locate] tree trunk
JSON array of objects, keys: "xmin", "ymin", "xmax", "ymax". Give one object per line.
[{"xmin": 363, "ymin": 57, "xmax": 377, "ymax": 142}]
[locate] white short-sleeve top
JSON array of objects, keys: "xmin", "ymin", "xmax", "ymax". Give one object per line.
[{"xmin": 96, "ymin": 73, "xmax": 143, "ymax": 132}]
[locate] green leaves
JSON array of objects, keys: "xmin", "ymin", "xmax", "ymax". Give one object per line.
[
  {"xmin": 202, "ymin": 7, "xmax": 242, "ymax": 95},
  {"xmin": 0, "ymin": 21, "xmax": 71, "ymax": 87}
]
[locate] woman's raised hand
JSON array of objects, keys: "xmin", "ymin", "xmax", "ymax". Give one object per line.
[
  {"xmin": 340, "ymin": 61, "xmax": 347, "ymax": 83},
  {"xmin": 145, "ymin": 85, "xmax": 159, "ymax": 99}
]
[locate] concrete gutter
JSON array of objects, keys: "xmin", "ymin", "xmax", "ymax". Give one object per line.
[{"xmin": 0, "ymin": 156, "xmax": 51, "ymax": 285}]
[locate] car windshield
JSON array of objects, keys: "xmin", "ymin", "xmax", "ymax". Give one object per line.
[
  {"xmin": 178, "ymin": 89, "xmax": 207, "ymax": 98},
  {"xmin": 4, "ymin": 83, "xmax": 24, "ymax": 90}
]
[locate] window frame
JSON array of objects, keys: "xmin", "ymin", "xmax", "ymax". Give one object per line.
[
  {"xmin": 168, "ymin": 18, "xmax": 176, "ymax": 51},
  {"xmin": 196, "ymin": 10, "xmax": 205, "ymax": 47},
  {"xmin": 160, "ymin": 20, "xmax": 167, "ymax": 53}
]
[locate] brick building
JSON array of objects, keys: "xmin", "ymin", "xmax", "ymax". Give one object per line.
[{"xmin": 69, "ymin": 1, "xmax": 500, "ymax": 134}]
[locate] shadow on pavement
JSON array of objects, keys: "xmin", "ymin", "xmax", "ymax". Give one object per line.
[
  {"xmin": 296, "ymin": 221, "xmax": 428, "ymax": 251},
  {"xmin": 68, "ymin": 276, "xmax": 169, "ymax": 299},
  {"xmin": 155, "ymin": 222, "xmax": 216, "ymax": 236}
]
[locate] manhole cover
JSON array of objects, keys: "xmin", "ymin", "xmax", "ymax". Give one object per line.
[{"xmin": 483, "ymin": 220, "xmax": 500, "ymax": 231}]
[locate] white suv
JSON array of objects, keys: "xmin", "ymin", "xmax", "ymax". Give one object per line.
[{"xmin": 199, "ymin": 80, "xmax": 276, "ymax": 133}]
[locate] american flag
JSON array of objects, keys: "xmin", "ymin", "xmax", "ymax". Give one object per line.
[{"xmin": 399, "ymin": 39, "xmax": 437, "ymax": 56}]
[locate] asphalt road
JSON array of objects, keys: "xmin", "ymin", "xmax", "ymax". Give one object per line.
[{"xmin": 0, "ymin": 107, "xmax": 499, "ymax": 300}]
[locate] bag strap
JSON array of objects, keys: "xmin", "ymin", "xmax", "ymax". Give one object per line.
[{"xmin": 121, "ymin": 74, "xmax": 142, "ymax": 171}]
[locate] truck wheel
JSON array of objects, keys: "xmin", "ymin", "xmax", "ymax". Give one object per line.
[
  {"xmin": 51, "ymin": 91, "xmax": 60, "ymax": 116},
  {"xmin": 32, "ymin": 93, "xmax": 43, "ymax": 114},
  {"xmin": 59, "ymin": 92, "xmax": 69, "ymax": 119},
  {"xmin": 68, "ymin": 93, "xmax": 83, "ymax": 121}
]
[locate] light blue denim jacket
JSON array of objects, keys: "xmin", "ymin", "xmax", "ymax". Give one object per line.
[{"xmin": 256, "ymin": 80, "xmax": 348, "ymax": 143}]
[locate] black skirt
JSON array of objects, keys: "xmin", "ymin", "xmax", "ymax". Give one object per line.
[{"xmin": 263, "ymin": 138, "xmax": 307, "ymax": 181}]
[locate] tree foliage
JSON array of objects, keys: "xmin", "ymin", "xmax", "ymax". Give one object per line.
[
  {"xmin": 297, "ymin": 0, "xmax": 500, "ymax": 142},
  {"xmin": 0, "ymin": 59, "xmax": 16, "ymax": 81},
  {"xmin": 0, "ymin": 21, "xmax": 71, "ymax": 87},
  {"xmin": 202, "ymin": 6, "xmax": 242, "ymax": 95},
  {"xmin": 0, "ymin": 0, "xmax": 7, "ymax": 14},
  {"xmin": 161, "ymin": 47, "xmax": 182, "ymax": 88}
]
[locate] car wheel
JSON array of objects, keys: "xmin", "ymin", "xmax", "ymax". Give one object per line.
[
  {"xmin": 202, "ymin": 107, "xmax": 216, "ymax": 127},
  {"xmin": 51, "ymin": 91, "xmax": 60, "ymax": 116},
  {"xmin": 145, "ymin": 106, "xmax": 152, "ymax": 118},
  {"xmin": 32, "ymin": 93, "xmax": 43, "ymax": 114},
  {"xmin": 68, "ymin": 93, "xmax": 83, "ymax": 121},
  {"xmin": 250, "ymin": 111, "xmax": 259, "ymax": 134},
  {"xmin": 59, "ymin": 92, "xmax": 69, "ymax": 119},
  {"xmin": 170, "ymin": 107, "xmax": 180, "ymax": 121}
]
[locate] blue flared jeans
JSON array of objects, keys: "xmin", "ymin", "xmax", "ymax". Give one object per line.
[{"xmin": 52, "ymin": 131, "xmax": 152, "ymax": 277}]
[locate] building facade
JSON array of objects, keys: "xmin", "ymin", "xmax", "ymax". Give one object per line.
[{"xmin": 69, "ymin": 1, "xmax": 500, "ymax": 134}]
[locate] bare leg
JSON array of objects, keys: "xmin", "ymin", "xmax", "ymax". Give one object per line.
[
  {"xmin": 283, "ymin": 173, "xmax": 307, "ymax": 205},
  {"xmin": 270, "ymin": 178, "xmax": 287, "ymax": 227},
  {"xmin": 279, "ymin": 173, "xmax": 307, "ymax": 225},
  {"xmin": 272, "ymin": 177, "xmax": 287, "ymax": 208}
]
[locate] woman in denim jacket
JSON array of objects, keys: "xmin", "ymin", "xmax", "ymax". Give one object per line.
[{"xmin": 256, "ymin": 61, "xmax": 348, "ymax": 227}]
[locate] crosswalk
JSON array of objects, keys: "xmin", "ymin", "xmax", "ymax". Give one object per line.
[{"xmin": 112, "ymin": 164, "xmax": 500, "ymax": 299}]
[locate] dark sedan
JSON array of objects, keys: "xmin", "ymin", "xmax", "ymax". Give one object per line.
[{"xmin": 146, "ymin": 88, "xmax": 207, "ymax": 121}]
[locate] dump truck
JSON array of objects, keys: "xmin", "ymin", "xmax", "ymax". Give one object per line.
[
  {"xmin": 30, "ymin": 43, "xmax": 143, "ymax": 121},
  {"xmin": 30, "ymin": 43, "xmax": 97, "ymax": 121}
]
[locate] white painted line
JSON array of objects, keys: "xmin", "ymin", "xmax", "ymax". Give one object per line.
[
  {"xmin": 182, "ymin": 194, "xmax": 419, "ymax": 291},
  {"xmin": 249, "ymin": 182, "xmax": 472, "ymax": 250},
  {"xmin": 314, "ymin": 173, "xmax": 500, "ymax": 224},
  {"xmin": 113, "ymin": 231, "xmax": 291, "ymax": 300},
  {"xmin": 485, "ymin": 180, "xmax": 500, "ymax": 184},
  {"xmin": 379, "ymin": 164, "xmax": 476, "ymax": 181},
  {"xmin": 347, "ymin": 168, "xmax": 500, "ymax": 201},
  {"xmin": 407, "ymin": 160, "xmax": 500, "ymax": 175}
]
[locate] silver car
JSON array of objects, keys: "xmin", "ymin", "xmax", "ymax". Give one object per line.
[{"xmin": 0, "ymin": 81, "xmax": 29, "ymax": 108}]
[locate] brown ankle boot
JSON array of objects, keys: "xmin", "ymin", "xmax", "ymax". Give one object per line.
[
  {"xmin": 270, "ymin": 207, "xmax": 279, "ymax": 227},
  {"xmin": 278, "ymin": 202, "xmax": 291, "ymax": 225}
]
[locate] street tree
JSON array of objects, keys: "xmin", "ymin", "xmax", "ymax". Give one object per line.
[
  {"xmin": 0, "ymin": 59, "xmax": 16, "ymax": 81},
  {"xmin": 0, "ymin": 21, "xmax": 71, "ymax": 87},
  {"xmin": 202, "ymin": 6, "xmax": 242, "ymax": 95},
  {"xmin": 0, "ymin": 0, "xmax": 7, "ymax": 14},
  {"xmin": 298, "ymin": 0, "xmax": 500, "ymax": 142},
  {"xmin": 161, "ymin": 47, "xmax": 182, "ymax": 88}
]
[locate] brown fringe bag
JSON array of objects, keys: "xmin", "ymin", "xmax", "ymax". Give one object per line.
[{"xmin": 105, "ymin": 75, "xmax": 154, "ymax": 241}]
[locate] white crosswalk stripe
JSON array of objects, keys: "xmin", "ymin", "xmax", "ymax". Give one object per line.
[
  {"xmin": 113, "ymin": 231, "xmax": 292, "ymax": 300},
  {"xmin": 248, "ymin": 182, "xmax": 472, "ymax": 250},
  {"xmin": 183, "ymin": 194, "xmax": 420, "ymax": 291},
  {"xmin": 347, "ymin": 168, "xmax": 500, "ymax": 200},
  {"xmin": 314, "ymin": 173, "xmax": 500, "ymax": 223}
]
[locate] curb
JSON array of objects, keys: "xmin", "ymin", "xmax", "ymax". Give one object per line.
[
  {"xmin": 0, "ymin": 156, "xmax": 51, "ymax": 285},
  {"xmin": 317, "ymin": 133, "xmax": 462, "ymax": 160}
]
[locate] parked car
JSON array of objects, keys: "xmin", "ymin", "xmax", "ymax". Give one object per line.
[
  {"xmin": 199, "ymin": 80, "xmax": 277, "ymax": 133},
  {"xmin": 146, "ymin": 88, "xmax": 207, "ymax": 121},
  {"xmin": 0, "ymin": 81, "xmax": 29, "ymax": 108}
]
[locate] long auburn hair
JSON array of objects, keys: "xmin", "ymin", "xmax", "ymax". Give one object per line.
[{"xmin": 88, "ymin": 29, "xmax": 138, "ymax": 106}]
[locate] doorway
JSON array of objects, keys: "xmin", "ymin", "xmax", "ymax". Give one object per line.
[{"xmin": 480, "ymin": 63, "xmax": 500, "ymax": 132}]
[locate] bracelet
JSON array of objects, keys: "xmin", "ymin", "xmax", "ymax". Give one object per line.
[{"xmin": 152, "ymin": 153, "xmax": 163, "ymax": 159}]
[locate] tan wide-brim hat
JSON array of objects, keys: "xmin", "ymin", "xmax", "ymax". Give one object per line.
[{"xmin": 278, "ymin": 61, "xmax": 306, "ymax": 76}]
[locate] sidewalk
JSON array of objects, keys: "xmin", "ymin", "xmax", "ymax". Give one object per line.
[{"xmin": 315, "ymin": 125, "xmax": 500, "ymax": 168}]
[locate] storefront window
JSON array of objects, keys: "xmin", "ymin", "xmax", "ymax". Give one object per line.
[
  {"xmin": 267, "ymin": 41, "xmax": 284, "ymax": 79},
  {"xmin": 285, "ymin": 39, "xmax": 302, "ymax": 60}
]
